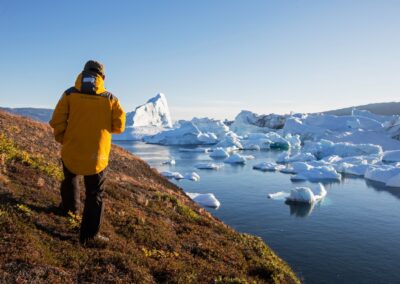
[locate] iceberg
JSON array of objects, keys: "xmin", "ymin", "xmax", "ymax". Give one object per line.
[
  {"xmin": 383, "ymin": 150, "xmax": 400, "ymax": 163},
  {"xmin": 186, "ymin": 193, "xmax": 221, "ymax": 208},
  {"xmin": 161, "ymin": 171, "xmax": 184, "ymax": 180},
  {"xmin": 183, "ymin": 172, "xmax": 200, "ymax": 181},
  {"xmin": 291, "ymin": 165, "xmax": 341, "ymax": 181},
  {"xmin": 116, "ymin": 93, "xmax": 172, "ymax": 140},
  {"xmin": 195, "ymin": 163, "xmax": 223, "ymax": 170},
  {"xmin": 209, "ymin": 147, "xmax": 230, "ymax": 159},
  {"xmin": 190, "ymin": 117, "xmax": 229, "ymax": 139},
  {"xmin": 253, "ymin": 162, "xmax": 286, "ymax": 172},
  {"xmin": 224, "ymin": 153, "xmax": 249, "ymax": 164},
  {"xmin": 267, "ymin": 191, "xmax": 289, "ymax": 199},
  {"xmin": 365, "ymin": 166, "xmax": 400, "ymax": 185},
  {"xmin": 215, "ymin": 131, "xmax": 243, "ymax": 149},
  {"xmin": 144, "ymin": 121, "xmax": 218, "ymax": 145},
  {"xmin": 230, "ymin": 110, "xmax": 287, "ymax": 135},
  {"xmin": 286, "ymin": 183, "xmax": 327, "ymax": 204},
  {"xmin": 162, "ymin": 159, "xmax": 176, "ymax": 165},
  {"xmin": 302, "ymin": 140, "xmax": 383, "ymax": 159}
]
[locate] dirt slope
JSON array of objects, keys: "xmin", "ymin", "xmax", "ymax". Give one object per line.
[{"xmin": 0, "ymin": 110, "xmax": 299, "ymax": 284}]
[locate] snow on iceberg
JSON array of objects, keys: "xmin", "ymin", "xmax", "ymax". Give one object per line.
[
  {"xmin": 286, "ymin": 183, "xmax": 327, "ymax": 204},
  {"xmin": 144, "ymin": 121, "xmax": 218, "ymax": 145},
  {"xmin": 195, "ymin": 163, "xmax": 223, "ymax": 170},
  {"xmin": 186, "ymin": 193, "xmax": 221, "ymax": 208},
  {"xmin": 253, "ymin": 162, "xmax": 286, "ymax": 172}
]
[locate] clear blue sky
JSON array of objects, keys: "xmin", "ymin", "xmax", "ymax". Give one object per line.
[{"xmin": 0, "ymin": 0, "xmax": 399, "ymax": 120}]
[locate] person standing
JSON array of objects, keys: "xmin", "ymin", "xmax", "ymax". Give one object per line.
[{"xmin": 50, "ymin": 60, "xmax": 125, "ymax": 244}]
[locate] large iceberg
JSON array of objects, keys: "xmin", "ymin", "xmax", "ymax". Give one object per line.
[{"xmin": 115, "ymin": 93, "xmax": 172, "ymax": 140}]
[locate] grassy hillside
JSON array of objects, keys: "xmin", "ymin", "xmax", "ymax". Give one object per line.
[{"xmin": 0, "ymin": 111, "xmax": 299, "ymax": 284}]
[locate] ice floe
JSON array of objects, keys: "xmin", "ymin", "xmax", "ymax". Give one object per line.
[
  {"xmin": 183, "ymin": 172, "xmax": 200, "ymax": 181},
  {"xmin": 286, "ymin": 183, "xmax": 327, "ymax": 204},
  {"xmin": 209, "ymin": 147, "xmax": 230, "ymax": 158},
  {"xmin": 186, "ymin": 193, "xmax": 221, "ymax": 208},
  {"xmin": 253, "ymin": 162, "xmax": 286, "ymax": 172},
  {"xmin": 195, "ymin": 163, "xmax": 223, "ymax": 170}
]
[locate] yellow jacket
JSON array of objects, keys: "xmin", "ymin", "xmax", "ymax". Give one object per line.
[{"xmin": 50, "ymin": 72, "xmax": 126, "ymax": 175}]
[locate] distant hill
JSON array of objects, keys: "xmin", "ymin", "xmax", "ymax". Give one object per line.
[
  {"xmin": 321, "ymin": 102, "xmax": 400, "ymax": 116},
  {"xmin": 0, "ymin": 110, "xmax": 299, "ymax": 283},
  {"xmin": 0, "ymin": 107, "xmax": 53, "ymax": 123}
]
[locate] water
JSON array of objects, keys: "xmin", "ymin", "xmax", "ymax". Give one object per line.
[{"xmin": 114, "ymin": 141, "xmax": 400, "ymax": 284}]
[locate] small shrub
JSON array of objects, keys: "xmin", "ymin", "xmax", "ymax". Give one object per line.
[
  {"xmin": 16, "ymin": 204, "xmax": 32, "ymax": 216},
  {"xmin": 67, "ymin": 211, "xmax": 82, "ymax": 230}
]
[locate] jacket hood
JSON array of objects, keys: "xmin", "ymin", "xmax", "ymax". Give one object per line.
[{"xmin": 74, "ymin": 71, "xmax": 106, "ymax": 94}]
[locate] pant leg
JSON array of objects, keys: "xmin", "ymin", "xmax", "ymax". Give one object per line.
[
  {"xmin": 79, "ymin": 169, "xmax": 106, "ymax": 243},
  {"xmin": 60, "ymin": 163, "xmax": 80, "ymax": 214}
]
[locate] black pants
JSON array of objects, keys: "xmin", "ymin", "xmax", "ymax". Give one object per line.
[{"xmin": 60, "ymin": 163, "xmax": 106, "ymax": 243}]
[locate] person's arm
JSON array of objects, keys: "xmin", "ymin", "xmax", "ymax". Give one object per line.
[
  {"xmin": 49, "ymin": 93, "xmax": 69, "ymax": 144},
  {"xmin": 111, "ymin": 99, "xmax": 126, "ymax": 134}
]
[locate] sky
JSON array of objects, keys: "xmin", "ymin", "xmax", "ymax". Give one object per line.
[{"xmin": 0, "ymin": 0, "xmax": 399, "ymax": 120}]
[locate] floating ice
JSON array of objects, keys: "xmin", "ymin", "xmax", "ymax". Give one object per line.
[
  {"xmin": 291, "ymin": 165, "xmax": 341, "ymax": 181},
  {"xmin": 186, "ymin": 193, "xmax": 221, "ymax": 208},
  {"xmin": 179, "ymin": 147, "xmax": 210, "ymax": 153},
  {"xmin": 365, "ymin": 166, "xmax": 400, "ymax": 185},
  {"xmin": 267, "ymin": 191, "xmax": 289, "ymax": 199},
  {"xmin": 144, "ymin": 121, "xmax": 218, "ymax": 145},
  {"xmin": 286, "ymin": 183, "xmax": 327, "ymax": 204},
  {"xmin": 209, "ymin": 147, "xmax": 230, "ymax": 158},
  {"xmin": 183, "ymin": 172, "xmax": 200, "ymax": 181},
  {"xmin": 383, "ymin": 150, "xmax": 400, "ymax": 163},
  {"xmin": 162, "ymin": 159, "xmax": 176, "ymax": 165},
  {"xmin": 253, "ymin": 162, "xmax": 286, "ymax": 172},
  {"xmin": 224, "ymin": 153, "xmax": 248, "ymax": 164},
  {"xmin": 161, "ymin": 171, "xmax": 184, "ymax": 180},
  {"xmin": 195, "ymin": 163, "xmax": 223, "ymax": 170}
]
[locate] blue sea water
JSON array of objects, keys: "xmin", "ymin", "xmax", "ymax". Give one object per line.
[{"xmin": 114, "ymin": 141, "xmax": 400, "ymax": 284}]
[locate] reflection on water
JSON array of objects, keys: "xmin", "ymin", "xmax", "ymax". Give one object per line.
[
  {"xmin": 365, "ymin": 179, "xmax": 400, "ymax": 200},
  {"xmin": 114, "ymin": 141, "xmax": 400, "ymax": 284},
  {"xmin": 286, "ymin": 201, "xmax": 316, "ymax": 217}
]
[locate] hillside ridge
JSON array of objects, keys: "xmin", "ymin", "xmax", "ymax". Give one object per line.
[{"xmin": 0, "ymin": 110, "xmax": 299, "ymax": 283}]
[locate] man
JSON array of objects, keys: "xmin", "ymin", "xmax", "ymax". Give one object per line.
[{"xmin": 49, "ymin": 60, "xmax": 126, "ymax": 245}]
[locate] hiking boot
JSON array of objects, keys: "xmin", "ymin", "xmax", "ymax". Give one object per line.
[{"xmin": 80, "ymin": 234, "xmax": 109, "ymax": 248}]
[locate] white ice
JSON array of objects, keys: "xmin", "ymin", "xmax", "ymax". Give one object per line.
[
  {"xmin": 286, "ymin": 183, "xmax": 327, "ymax": 204},
  {"xmin": 186, "ymin": 193, "xmax": 221, "ymax": 208},
  {"xmin": 195, "ymin": 162, "xmax": 223, "ymax": 170},
  {"xmin": 253, "ymin": 162, "xmax": 286, "ymax": 172},
  {"xmin": 209, "ymin": 147, "xmax": 230, "ymax": 158}
]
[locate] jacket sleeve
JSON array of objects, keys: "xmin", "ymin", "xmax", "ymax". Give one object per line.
[
  {"xmin": 111, "ymin": 99, "xmax": 126, "ymax": 134},
  {"xmin": 49, "ymin": 93, "xmax": 69, "ymax": 144}
]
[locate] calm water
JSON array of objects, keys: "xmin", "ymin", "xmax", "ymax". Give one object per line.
[{"xmin": 115, "ymin": 141, "xmax": 400, "ymax": 284}]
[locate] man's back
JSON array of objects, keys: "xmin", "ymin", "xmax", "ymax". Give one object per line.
[{"xmin": 50, "ymin": 64, "xmax": 125, "ymax": 175}]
